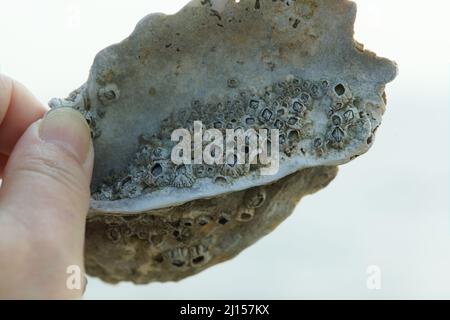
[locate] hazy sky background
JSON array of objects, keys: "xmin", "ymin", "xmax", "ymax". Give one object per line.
[{"xmin": 0, "ymin": 0, "xmax": 449, "ymax": 299}]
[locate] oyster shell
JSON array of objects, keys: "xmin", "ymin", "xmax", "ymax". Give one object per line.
[{"xmin": 50, "ymin": 0, "xmax": 397, "ymax": 283}]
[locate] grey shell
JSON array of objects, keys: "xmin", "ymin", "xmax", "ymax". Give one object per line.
[{"xmin": 50, "ymin": 0, "xmax": 397, "ymax": 283}]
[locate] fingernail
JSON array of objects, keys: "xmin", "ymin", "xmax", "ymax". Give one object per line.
[{"xmin": 39, "ymin": 108, "xmax": 92, "ymax": 164}]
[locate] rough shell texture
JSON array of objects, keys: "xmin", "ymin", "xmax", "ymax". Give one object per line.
[
  {"xmin": 86, "ymin": 166, "xmax": 338, "ymax": 284},
  {"xmin": 50, "ymin": 0, "xmax": 397, "ymax": 283}
]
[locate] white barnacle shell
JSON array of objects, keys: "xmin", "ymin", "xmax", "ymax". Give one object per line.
[
  {"xmin": 51, "ymin": 0, "xmax": 397, "ymax": 284},
  {"xmin": 173, "ymin": 164, "xmax": 196, "ymax": 188}
]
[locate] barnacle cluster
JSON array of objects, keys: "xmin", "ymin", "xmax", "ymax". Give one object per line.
[
  {"xmin": 86, "ymin": 166, "xmax": 338, "ymax": 283},
  {"xmin": 49, "ymin": 84, "xmax": 104, "ymax": 139},
  {"xmin": 87, "ymin": 186, "xmax": 269, "ymax": 281},
  {"xmin": 51, "ymin": 0, "xmax": 397, "ymax": 284},
  {"xmin": 93, "ymin": 75, "xmax": 361, "ymax": 201}
]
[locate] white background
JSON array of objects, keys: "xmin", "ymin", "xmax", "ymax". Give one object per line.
[{"xmin": 0, "ymin": 0, "xmax": 449, "ymax": 299}]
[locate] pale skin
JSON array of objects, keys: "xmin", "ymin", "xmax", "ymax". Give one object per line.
[{"xmin": 0, "ymin": 74, "xmax": 94, "ymax": 299}]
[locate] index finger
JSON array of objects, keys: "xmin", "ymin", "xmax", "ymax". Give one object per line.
[{"xmin": 0, "ymin": 74, "xmax": 48, "ymax": 155}]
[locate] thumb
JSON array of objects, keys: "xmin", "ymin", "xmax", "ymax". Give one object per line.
[{"xmin": 0, "ymin": 107, "xmax": 94, "ymax": 299}]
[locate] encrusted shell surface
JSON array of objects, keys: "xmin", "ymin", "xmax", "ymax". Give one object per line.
[
  {"xmin": 86, "ymin": 166, "xmax": 338, "ymax": 284},
  {"xmin": 51, "ymin": 0, "xmax": 397, "ymax": 283}
]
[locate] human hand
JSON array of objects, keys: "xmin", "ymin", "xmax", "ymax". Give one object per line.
[{"xmin": 0, "ymin": 74, "xmax": 94, "ymax": 299}]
